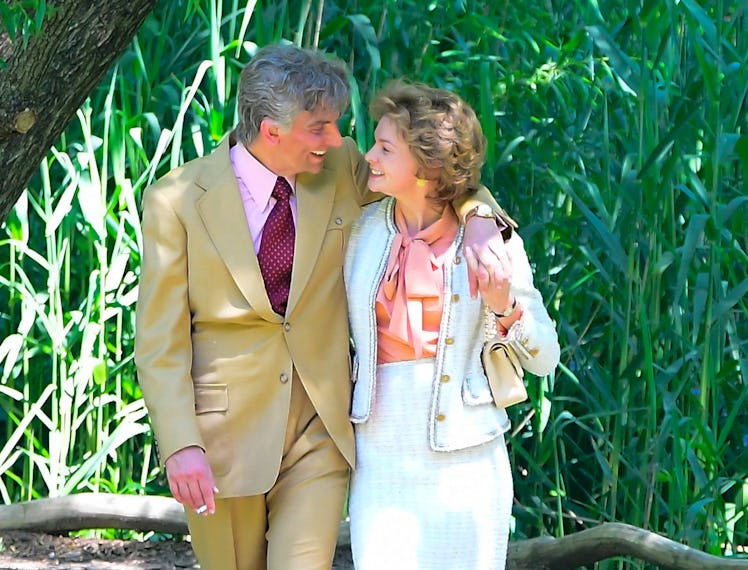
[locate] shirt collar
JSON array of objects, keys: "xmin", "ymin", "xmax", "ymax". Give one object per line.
[{"xmin": 230, "ymin": 143, "xmax": 296, "ymax": 210}]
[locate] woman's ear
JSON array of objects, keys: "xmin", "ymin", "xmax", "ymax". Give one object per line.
[{"xmin": 420, "ymin": 165, "xmax": 442, "ymax": 182}]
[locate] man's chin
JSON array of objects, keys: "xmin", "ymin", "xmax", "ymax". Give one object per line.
[{"xmin": 305, "ymin": 160, "xmax": 325, "ymax": 173}]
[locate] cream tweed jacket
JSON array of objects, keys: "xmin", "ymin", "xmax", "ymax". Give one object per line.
[{"xmin": 344, "ymin": 198, "xmax": 560, "ymax": 452}]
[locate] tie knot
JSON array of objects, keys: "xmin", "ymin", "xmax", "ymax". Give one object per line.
[{"xmin": 273, "ymin": 177, "xmax": 292, "ymax": 203}]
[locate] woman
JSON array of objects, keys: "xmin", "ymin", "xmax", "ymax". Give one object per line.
[{"xmin": 344, "ymin": 81, "xmax": 561, "ymax": 569}]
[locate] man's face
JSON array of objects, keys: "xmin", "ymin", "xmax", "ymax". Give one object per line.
[{"xmin": 275, "ymin": 108, "xmax": 343, "ymax": 177}]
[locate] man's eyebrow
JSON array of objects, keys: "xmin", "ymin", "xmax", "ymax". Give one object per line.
[{"xmin": 308, "ymin": 119, "xmax": 333, "ymax": 127}]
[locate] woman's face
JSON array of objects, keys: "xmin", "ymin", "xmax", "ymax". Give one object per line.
[{"xmin": 364, "ymin": 115, "xmax": 422, "ymax": 199}]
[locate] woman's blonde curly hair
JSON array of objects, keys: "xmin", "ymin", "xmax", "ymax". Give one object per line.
[{"xmin": 370, "ymin": 80, "xmax": 486, "ymax": 205}]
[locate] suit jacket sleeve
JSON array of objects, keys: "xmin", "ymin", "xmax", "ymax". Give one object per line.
[
  {"xmin": 135, "ymin": 182, "xmax": 204, "ymax": 463},
  {"xmin": 342, "ymin": 137, "xmax": 383, "ymax": 206}
]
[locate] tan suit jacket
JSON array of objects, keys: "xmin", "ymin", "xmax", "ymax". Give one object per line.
[
  {"xmin": 135, "ymin": 135, "xmax": 368, "ymax": 497},
  {"xmin": 135, "ymin": 134, "xmax": 497, "ymax": 499}
]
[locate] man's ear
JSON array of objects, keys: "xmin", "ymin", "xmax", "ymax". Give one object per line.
[{"xmin": 259, "ymin": 118, "xmax": 282, "ymax": 145}]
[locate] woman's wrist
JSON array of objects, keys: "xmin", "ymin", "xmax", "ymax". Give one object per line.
[
  {"xmin": 492, "ymin": 297, "xmax": 517, "ymax": 319},
  {"xmin": 493, "ymin": 298, "xmax": 522, "ymax": 333}
]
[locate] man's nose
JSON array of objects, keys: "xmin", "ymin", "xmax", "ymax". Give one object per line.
[{"xmin": 326, "ymin": 125, "xmax": 343, "ymax": 147}]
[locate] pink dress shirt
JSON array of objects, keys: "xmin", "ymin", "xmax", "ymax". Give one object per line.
[{"xmin": 230, "ymin": 143, "xmax": 297, "ymax": 251}]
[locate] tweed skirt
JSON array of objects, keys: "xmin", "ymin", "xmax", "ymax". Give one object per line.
[{"xmin": 348, "ymin": 358, "xmax": 513, "ymax": 570}]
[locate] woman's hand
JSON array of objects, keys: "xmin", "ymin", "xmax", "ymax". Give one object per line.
[
  {"xmin": 464, "ymin": 236, "xmax": 522, "ymax": 329},
  {"xmin": 463, "ymin": 216, "xmax": 508, "ymax": 298}
]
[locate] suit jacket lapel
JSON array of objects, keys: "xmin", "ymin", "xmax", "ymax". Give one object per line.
[
  {"xmin": 195, "ymin": 138, "xmax": 280, "ymax": 322},
  {"xmin": 287, "ymin": 167, "xmax": 336, "ymax": 314}
]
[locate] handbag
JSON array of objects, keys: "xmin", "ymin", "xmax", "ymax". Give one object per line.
[{"xmin": 481, "ymin": 305, "xmax": 529, "ymax": 408}]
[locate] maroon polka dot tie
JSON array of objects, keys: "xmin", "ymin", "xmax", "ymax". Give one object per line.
[{"xmin": 258, "ymin": 176, "xmax": 295, "ymax": 315}]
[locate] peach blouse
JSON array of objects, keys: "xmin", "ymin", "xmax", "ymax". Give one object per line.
[{"xmin": 376, "ymin": 205, "xmax": 459, "ymax": 363}]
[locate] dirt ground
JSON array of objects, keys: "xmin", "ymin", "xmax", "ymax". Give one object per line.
[
  {"xmin": 0, "ymin": 531, "xmax": 354, "ymax": 569},
  {"xmin": 0, "ymin": 531, "xmax": 197, "ymax": 569}
]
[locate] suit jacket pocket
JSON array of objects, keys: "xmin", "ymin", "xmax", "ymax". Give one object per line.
[
  {"xmin": 194, "ymin": 383, "xmax": 229, "ymax": 414},
  {"xmin": 328, "ymin": 197, "xmax": 362, "ymax": 231},
  {"xmin": 327, "ymin": 197, "xmax": 361, "ymax": 251},
  {"xmin": 194, "ymin": 383, "xmax": 231, "ymax": 476}
]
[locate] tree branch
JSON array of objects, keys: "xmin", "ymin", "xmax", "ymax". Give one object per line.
[
  {"xmin": 507, "ymin": 522, "xmax": 748, "ymax": 570},
  {"xmin": 0, "ymin": 494, "xmax": 186, "ymax": 535},
  {"xmin": 1, "ymin": 495, "xmax": 745, "ymax": 569}
]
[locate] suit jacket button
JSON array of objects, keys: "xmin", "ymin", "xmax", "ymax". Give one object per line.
[
  {"xmin": 335, "ymin": 217, "xmax": 343, "ymax": 225},
  {"xmin": 436, "ymin": 414, "xmax": 446, "ymax": 422},
  {"xmin": 280, "ymin": 373, "xmax": 289, "ymax": 383},
  {"xmin": 284, "ymin": 322, "xmax": 291, "ymax": 332}
]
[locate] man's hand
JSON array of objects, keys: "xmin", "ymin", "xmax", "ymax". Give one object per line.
[
  {"xmin": 463, "ymin": 216, "xmax": 510, "ymax": 299},
  {"xmin": 165, "ymin": 446, "xmax": 219, "ymax": 515}
]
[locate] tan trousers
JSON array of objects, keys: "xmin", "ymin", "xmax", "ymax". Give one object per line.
[{"xmin": 185, "ymin": 374, "xmax": 349, "ymax": 570}]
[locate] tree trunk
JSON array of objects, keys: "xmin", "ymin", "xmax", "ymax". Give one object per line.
[
  {"xmin": 0, "ymin": 0, "xmax": 157, "ymax": 222},
  {"xmin": 1, "ymin": 495, "xmax": 746, "ymax": 569}
]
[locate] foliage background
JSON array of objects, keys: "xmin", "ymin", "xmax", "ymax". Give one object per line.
[{"xmin": 1, "ymin": 0, "xmax": 746, "ymax": 565}]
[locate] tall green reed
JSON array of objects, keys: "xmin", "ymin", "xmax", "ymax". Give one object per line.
[{"xmin": 485, "ymin": 0, "xmax": 747, "ymax": 563}]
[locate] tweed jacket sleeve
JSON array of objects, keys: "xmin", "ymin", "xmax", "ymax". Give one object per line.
[{"xmin": 496, "ymin": 231, "xmax": 560, "ymax": 377}]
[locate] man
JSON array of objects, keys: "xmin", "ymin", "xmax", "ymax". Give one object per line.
[{"xmin": 135, "ymin": 43, "xmax": 506, "ymax": 570}]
